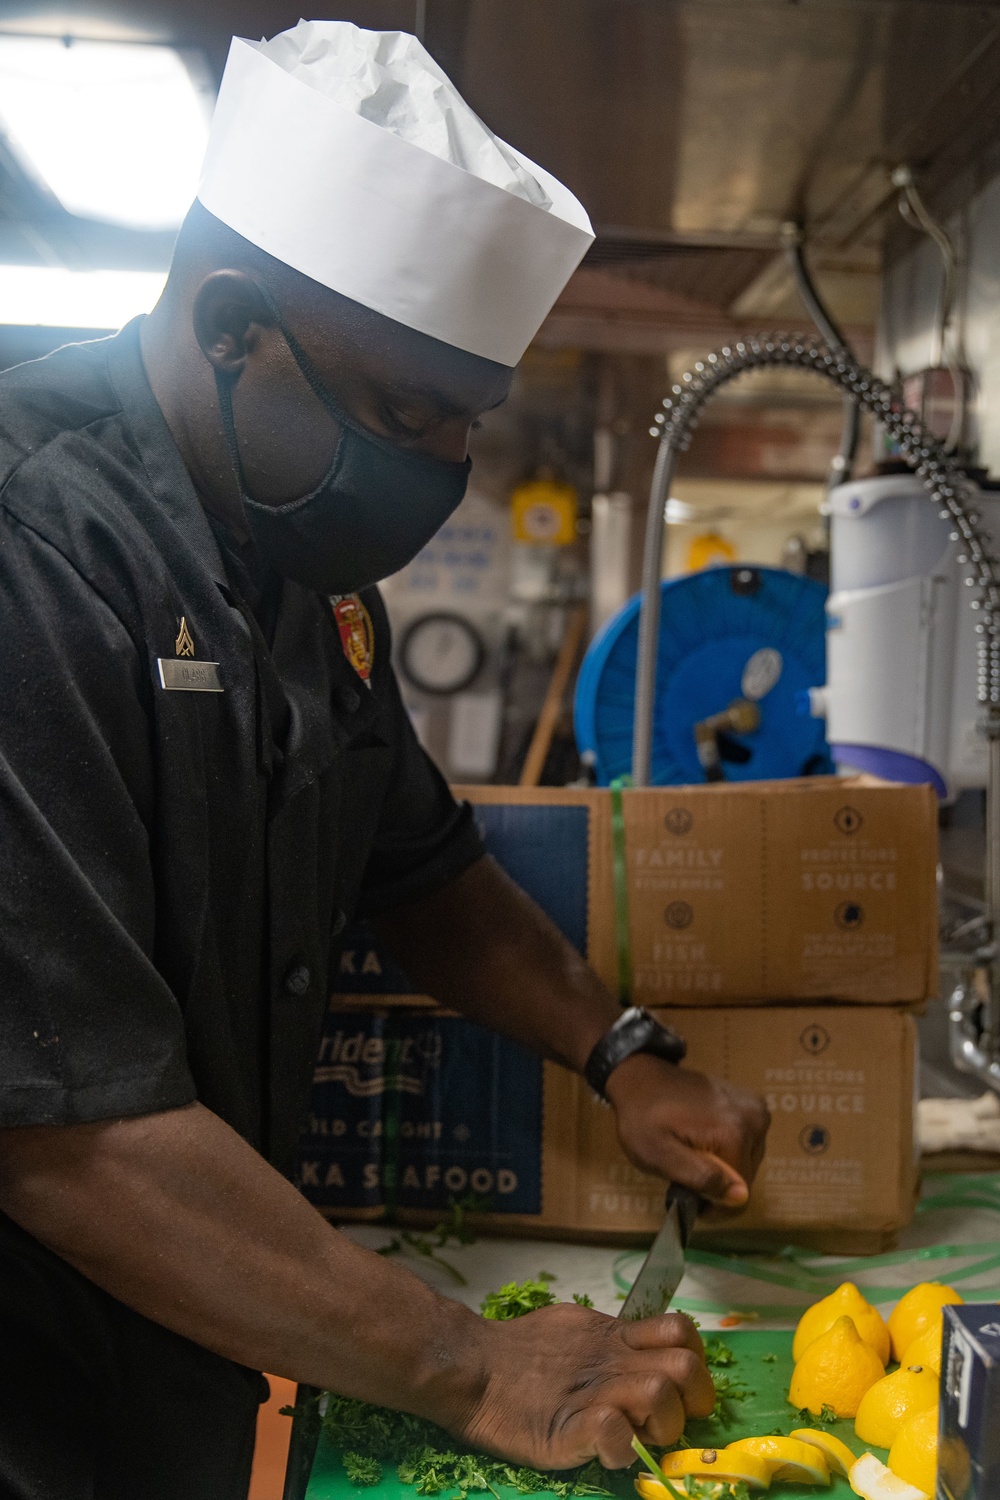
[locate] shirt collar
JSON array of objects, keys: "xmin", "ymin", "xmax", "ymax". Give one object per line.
[{"xmin": 103, "ymin": 316, "xmax": 229, "ymax": 589}]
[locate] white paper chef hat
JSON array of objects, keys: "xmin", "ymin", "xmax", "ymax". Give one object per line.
[{"xmin": 198, "ymin": 20, "xmax": 595, "ymax": 366}]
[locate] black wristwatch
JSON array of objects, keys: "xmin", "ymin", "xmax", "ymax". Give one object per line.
[{"xmin": 584, "ymin": 1006, "xmax": 687, "ymax": 1100}]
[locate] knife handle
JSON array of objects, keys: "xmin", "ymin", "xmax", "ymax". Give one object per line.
[{"xmin": 665, "ymin": 1182, "xmax": 703, "ymax": 1248}]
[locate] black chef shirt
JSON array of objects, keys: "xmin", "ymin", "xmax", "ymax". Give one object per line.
[{"xmin": 0, "ymin": 318, "xmax": 484, "ymax": 1176}]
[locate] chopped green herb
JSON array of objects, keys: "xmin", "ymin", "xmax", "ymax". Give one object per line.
[
  {"xmin": 309, "ymin": 1279, "xmax": 621, "ymax": 1498},
  {"xmin": 819, "ymin": 1404, "xmax": 839, "ymax": 1426},
  {"xmin": 760, "ymin": 1354, "xmax": 778, "ymax": 1364},
  {"xmin": 703, "ymin": 1340, "xmax": 736, "ymax": 1368},
  {"xmin": 343, "ymin": 1452, "xmax": 382, "ymax": 1486},
  {"xmin": 480, "ymin": 1278, "xmax": 558, "ymax": 1321},
  {"xmin": 572, "ymin": 1293, "xmax": 595, "ymax": 1308},
  {"xmin": 708, "ymin": 1369, "xmax": 753, "ymax": 1427}
]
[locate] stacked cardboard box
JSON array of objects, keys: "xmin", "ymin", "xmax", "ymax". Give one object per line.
[{"xmin": 299, "ymin": 778, "xmax": 936, "ymax": 1253}]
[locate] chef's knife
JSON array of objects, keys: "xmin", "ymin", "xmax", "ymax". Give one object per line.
[{"xmin": 618, "ymin": 1183, "xmax": 701, "ymax": 1322}]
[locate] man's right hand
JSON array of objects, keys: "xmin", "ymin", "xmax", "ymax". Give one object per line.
[{"xmin": 453, "ymin": 1304, "xmax": 715, "ymax": 1470}]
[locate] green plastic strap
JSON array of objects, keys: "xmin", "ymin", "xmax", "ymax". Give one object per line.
[
  {"xmin": 777, "ymin": 1239, "xmax": 1000, "ymax": 1274},
  {"xmin": 613, "ymin": 1248, "xmax": 1000, "ymax": 1314},
  {"xmin": 609, "ymin": 776, "xmax": 633, "ymax": 1007}
]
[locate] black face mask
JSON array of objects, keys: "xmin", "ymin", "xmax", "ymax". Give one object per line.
[{"xmin": 214, "ymin": 291, "xmax": 471, "ymax": 596}]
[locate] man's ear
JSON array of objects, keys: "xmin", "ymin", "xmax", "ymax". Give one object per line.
[{"xmin": 192, "ymin": 271, "xmax": 276, "ymax": 375}]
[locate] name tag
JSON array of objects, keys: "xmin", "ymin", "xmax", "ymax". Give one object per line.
[{"xmin": 157, "ymin": 658, "xmax": 223, "ymax": 693}]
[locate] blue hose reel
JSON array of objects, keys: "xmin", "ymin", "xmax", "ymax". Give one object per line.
[{"xmin": 574, "ymin": 564, "xmax": 833, "ymax": 786}]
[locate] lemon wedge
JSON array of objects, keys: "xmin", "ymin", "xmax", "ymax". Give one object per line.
[
  {"xmin": 790, "ymin": 1428, "xmax": 859, "ymax": 1478},
  {"xmin": 793, "ymin": 1283, "xmax": 891, "ymax": 1365},
  {"xmin": 898, "ymin": 1325, "xmax": 944, "ymax": 1378},
  {"xmin": 887, "ymin": 1406, "xmax": 938, "ymax": 1495},
  {"xmin": 854, "ymin": 1365, "xmax": 939, "ymax": 1449},
  {"xmin": 849, "ymin": 1452, "xmax": 929, "ymax": 1499},
  {"xmin": 727, "ymin": 1435, "xmax": 830, "ymax": 1484},
  {"xmin": 887, "ymin": 1283, "xmax": 962, "ymax": 1363},
  {"xmin": 789, "ymin": 1314, "xmax": 886, "ymax": 1418}
]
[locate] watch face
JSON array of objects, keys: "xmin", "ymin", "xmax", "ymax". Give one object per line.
[{"xmin": 399, "ymin": 612, "xmax": 485, "ymax": 695}]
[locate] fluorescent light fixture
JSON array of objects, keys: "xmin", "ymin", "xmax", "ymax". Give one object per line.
[
  {"xmin": 0, "ymin": 35, "xmax": 210, "ymax": 229},
  {"xmin": 665, "ymin": 497, "xmax": 695, "ymax": 524},
  {"xmin": 0, "ymin": 264, "xmax": 167, "ymax": 327}
]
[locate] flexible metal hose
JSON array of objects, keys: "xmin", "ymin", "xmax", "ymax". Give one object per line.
[{"xmin": 631, "ymin": 332, "xmax": 1000, "ymax": 789}]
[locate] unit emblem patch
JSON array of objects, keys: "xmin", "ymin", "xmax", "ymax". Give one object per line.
[{"xmin": 331, "ymin": 595, "xmax": 374, "ymax": 685}]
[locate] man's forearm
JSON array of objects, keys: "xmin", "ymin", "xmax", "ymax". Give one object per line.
[
  {"xmin": 374, "ymin": 855, "xmax": 619, "ymax": 1074},
  {"xmin": 0, "ymin": 1099, "xmax": 723, "ymax": 1472},
  {"xmin": 0, "ymin": 1102, "xmax": 484, "ymax": 1424}
]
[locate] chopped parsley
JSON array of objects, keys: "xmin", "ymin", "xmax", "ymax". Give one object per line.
[{"xmin": 289, "ymin": 1283, "xmax": 757, "ymax": 1498}]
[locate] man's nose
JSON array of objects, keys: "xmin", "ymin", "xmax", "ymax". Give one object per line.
[{"xmin": 416, "ymin": 417, "xmax": 473, "ymax": 464}]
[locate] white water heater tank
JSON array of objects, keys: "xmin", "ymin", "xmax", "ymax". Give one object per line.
[{"xmin": 822, "ymin": 475, "xmax": 1000, "ymax": 797}]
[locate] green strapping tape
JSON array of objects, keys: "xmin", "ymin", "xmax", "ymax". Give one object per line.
[
  {"xmin": 781, "ymin": 1239, "xmax": 1000, "ymax": 1273},
  {"xmin": 609, "ymin": 776, "xmax": 633, "ymax": 1007}
]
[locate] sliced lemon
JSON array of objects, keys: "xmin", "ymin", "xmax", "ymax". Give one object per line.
[
  {"xmin": 793, "ymin": 1282, "xmax": 892, "ymax": 1365},
  {"xmin": 635, "ymin": 1445, "xmax": 773, "ymax": 1493},
  {"xmin": 887, "ymin": 1406, "xmax": 938, "ymax": 1495},
  {"xmin": 790, "ymin": 1429, "xmax": 860, "ymax": 1479},
  {"xmin": 789, "ymin": 1314, "xmax": 886, "ymax": 1418},
  {"xmin": 849, "ymin": 1451, "xmax": 930, "ymax": 1499},
  {"xmin": 854, "ymin": 1365, "xmax": 939, "ymax": 1449},
  {"xmin": 887, "ymin": 1283, "xmax": 963, "ymax": 1364},
  {"xmin": 899, "ymin": 1325, "xmax": 944, "ymax": 1378},
  {"xmin": 727, "ymin": 1435, "xmax": 830, "ymax": 1484}
]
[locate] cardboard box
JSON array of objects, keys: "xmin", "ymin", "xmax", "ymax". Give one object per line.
[
  {"xmin": 449, "ymin": 779, "xmax": 938, "ymax": 1006},
  {"xmin": 298, "ymin": 1002, "xmax": 918, "ymax": 1255}
]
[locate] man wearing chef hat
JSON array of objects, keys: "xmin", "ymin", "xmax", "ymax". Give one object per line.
[{"xmin": 0, "ymin": 22, "xmax": 768, "ymax": 1497}]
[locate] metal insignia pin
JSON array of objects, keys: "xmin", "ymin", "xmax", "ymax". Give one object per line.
[{"xmin": 175, "ymin": 617, "xmax": 195, "ymax": 658}]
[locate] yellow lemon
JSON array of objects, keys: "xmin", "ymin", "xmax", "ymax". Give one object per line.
[
  {"xmin": 888, "ymin": 1406, "xmax": 938, "ymax": 1495},
  {"xmin": 887, "ymin": 1283, "xmax": 963, "ymax": 1363},
  {"xmin": 790, "ymin": 1429, "xmax": 859, "ymax": 1478},
  {"xmin": 635, "ymin": 1446, "xmax": 773, "ymax": 1493},
  {"xmin": 854, "ymin": 1365, "xmax": 939, "ymax": 1448},
  {"xmin": 793, "ymin": 1283, "xmax": 892, "ymax": 1365},
  {"xmin": 789, "ymin": 1314, "xmax": 886, "ymax": 1418},
  {"xmin": 899, "ymin": 1325, "xmax": 944, "ymax": 1378},
  {"xmin": 727, "ymin": 1435, "xmax": 830, "ymax": 1484},
  {"xmin": 848, "ymin": 1452, "xmax": 930, "ymax": 1499}
]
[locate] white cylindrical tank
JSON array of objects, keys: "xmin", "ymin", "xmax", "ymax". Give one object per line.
[{"xmin": 823, "ymin": 476, "xmax": 1000, "ymax": 796}]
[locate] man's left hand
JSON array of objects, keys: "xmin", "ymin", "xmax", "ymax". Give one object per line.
[{"xmin": 605, "ymin": 1053, "xmax": 770, "ymax": 1208}]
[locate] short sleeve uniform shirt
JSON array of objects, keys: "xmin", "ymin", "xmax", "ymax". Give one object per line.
[{"xmin": 0, "ymin": 319, "xmax": 483, "ymax": 1175}]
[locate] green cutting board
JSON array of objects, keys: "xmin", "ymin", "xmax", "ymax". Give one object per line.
[{"xmin": 304, "ymin": 1332, "xmax": 887, "ymax": 1499}]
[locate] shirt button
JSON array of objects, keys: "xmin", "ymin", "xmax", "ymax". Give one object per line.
[
  {"xmin": 336, "ymin": 685, "xmax": 361, "ymax": 714},
  {"xmin": 332, "ymin": 909, "xmax": 347, "ymax": 937},
  {"xmin": 283, "ymin": 963, "xmax": 311, "ymax": 997}
]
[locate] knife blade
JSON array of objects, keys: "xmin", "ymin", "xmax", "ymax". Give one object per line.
[{"xmin": 617, "ymin": 1183, "xmax": 701, "ymax": 1322}]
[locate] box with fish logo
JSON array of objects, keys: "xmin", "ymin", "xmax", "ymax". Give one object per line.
[
  {"xmin": 331, "ymin": 779, "xmax": 937, "ymax": 1009},
  {"xmin": 299, "ymin": 997, "xmax": 917, "ymax": 1251}
]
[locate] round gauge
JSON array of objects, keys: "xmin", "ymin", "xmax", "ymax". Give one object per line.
[{"xmin": 399, "ymin": 612, "xmax": 486, "ymax": 696}]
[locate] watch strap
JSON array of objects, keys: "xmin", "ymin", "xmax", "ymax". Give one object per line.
[{"xmin": 584, "ymin": 1006, "xmax": 687, "ymax": 1100}]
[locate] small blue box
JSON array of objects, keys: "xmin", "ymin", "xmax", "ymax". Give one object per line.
[{"xmin": 939, "ymin": 1303, "xmax": 1000, "ymax": 1498}]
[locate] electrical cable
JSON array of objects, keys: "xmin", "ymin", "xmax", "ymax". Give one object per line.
[{"xmin": 781, "ymin": 223, "xmax": 860, "ymax": 490}]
